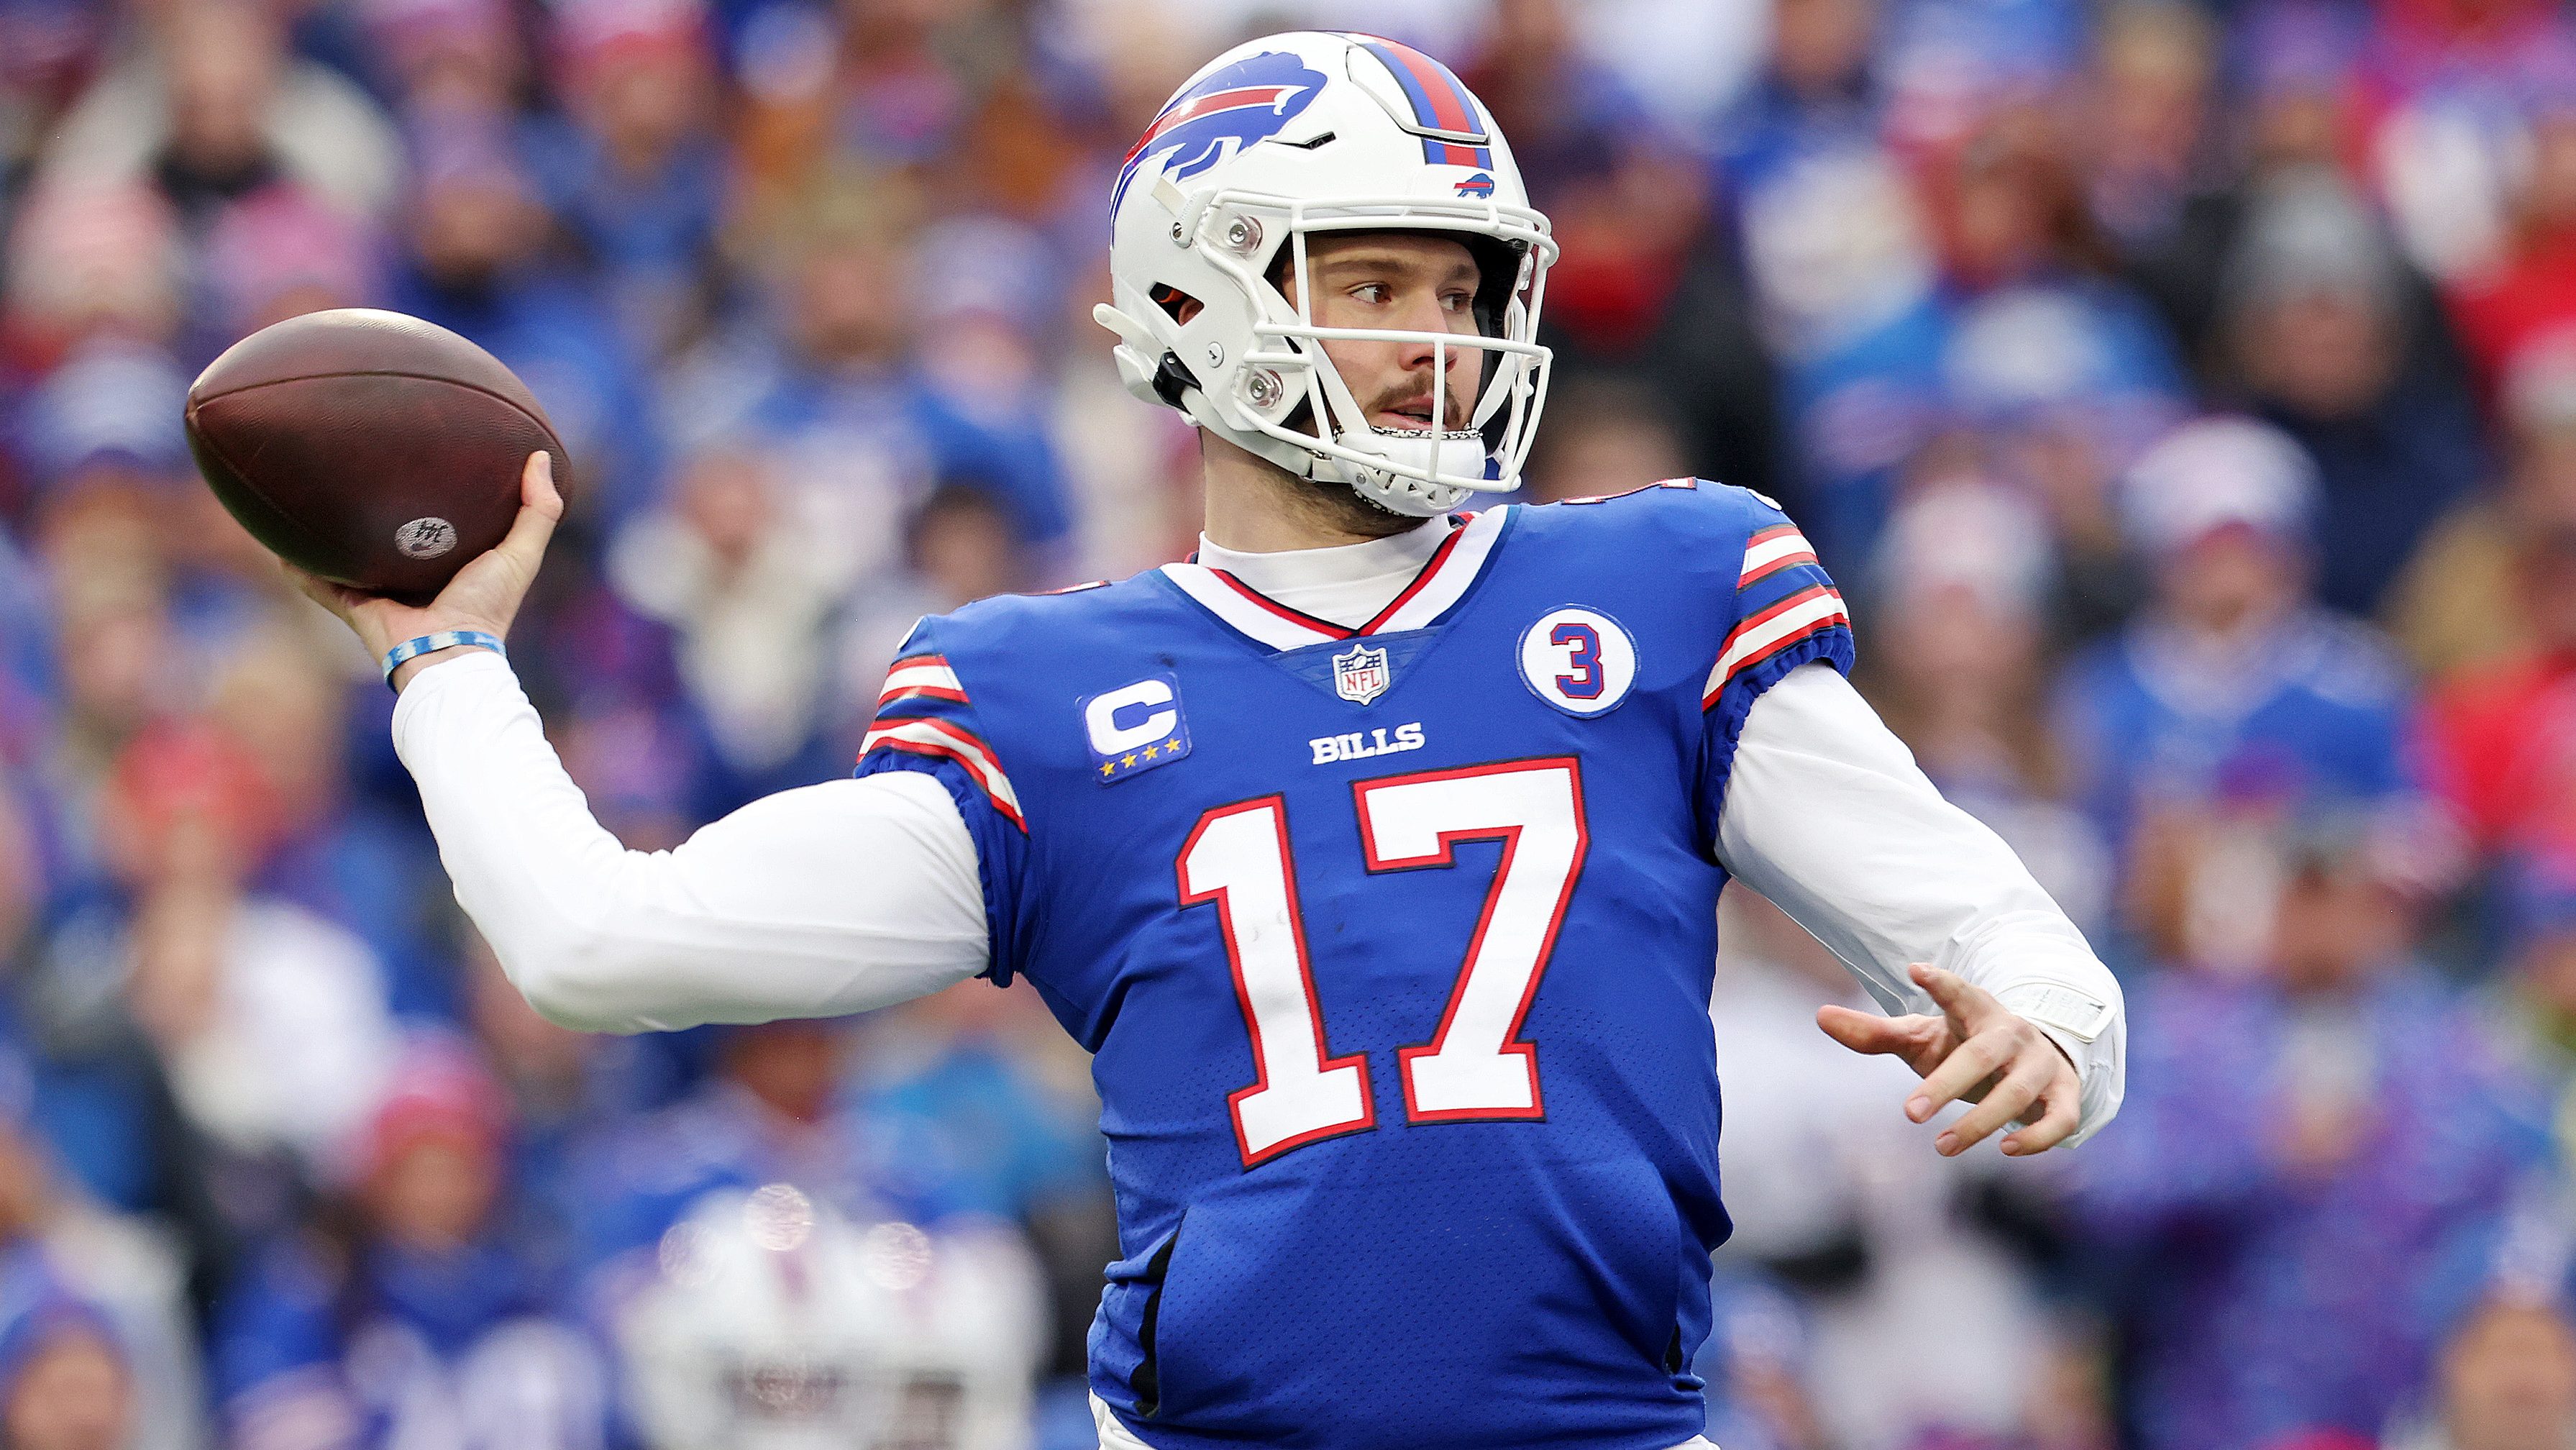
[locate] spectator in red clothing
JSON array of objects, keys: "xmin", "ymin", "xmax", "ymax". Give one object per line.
[
  {"xmin": 2419, "ymin": 345, "xmax": 2576, "ymax": 857},
  {"xmin": 2447, "ymin": 109, "xmax": 2576, "ymax": 401}
]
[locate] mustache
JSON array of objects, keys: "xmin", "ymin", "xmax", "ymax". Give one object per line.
[{"xmin": 1364, "ymin": 378, "xmax": 1476, "ymax": 432}]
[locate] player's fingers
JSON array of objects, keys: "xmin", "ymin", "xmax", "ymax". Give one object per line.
[
  {"xmin": 1934, "ymin": 1051, "xmax": 2057, "ymax": 1155},
  {"xmin": 2001, "ymin": 1067, "xmax": 2084, "ymax": 1156},
  {"xmin": 1904, "ymin": 1023, "xmax": 2016, "ymax": 1122},
  {"xmin": 1912, "ymin": 962, "xmax": 2005, "ymax": 1032},
  {"xmin": 282, "ymin": 560, "xmax": 361, "ymax": 620},
  {"xmin": 1817, "ymin": 1006, "xmax": 1914, "ymax": 1054}
]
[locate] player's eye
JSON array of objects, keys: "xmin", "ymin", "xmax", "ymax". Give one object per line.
[
  {"xmin": 1349, "ymin": 283, "xmax": 1391, "ymax": 304},
  {"xmin": 1441, "ymin": 290, "xmax": 1474, "ymax": 312}
]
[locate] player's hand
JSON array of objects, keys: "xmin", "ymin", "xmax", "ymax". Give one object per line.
[
  {"xmin": 1815, "ymin": 962, "xmax": 2081, "ymax": 1157},
  {"xmin": 287, "ymin": 451, "xmax": 563, "ymax": 690}
]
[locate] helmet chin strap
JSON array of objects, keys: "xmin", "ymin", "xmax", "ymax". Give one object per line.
[{"xmin": 1320, "ymin": 428, "xmax": 1486, "ymax": 516}]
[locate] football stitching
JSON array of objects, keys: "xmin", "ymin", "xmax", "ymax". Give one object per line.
[{"xmin": 186, "ymin": 370, "xmax": 568, "ymax": 465}]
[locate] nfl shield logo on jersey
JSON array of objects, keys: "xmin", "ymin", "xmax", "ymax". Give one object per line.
[{"xmin": 1333, "ymin": 643, "xmax": 1392, "ymax": 704}]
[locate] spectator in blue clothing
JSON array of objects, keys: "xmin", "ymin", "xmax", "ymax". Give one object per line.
[
  {"xmin": 0, "ymin": 1270, "xmax": 131, "ymax": 1450},
  {"xmin": 1693, "ymin": 1264, "xmax": 1826, "ymax": 1450},
  {"xmin": 2070, "ymin": 801, "xmax": 2552, "ymax": 1450},
  {"xmin": 570, "ymin": 1018, "xmax": 892, "ymax": 1277},
  {"xmin": 1874, "ymin": 0, "xmax": 2088, "ymax": 154},
  {"xmin": 662, "ymin": 180, "xmax": 1069, "ymax": 587},
  {"xmin": 204, "ymin": 627, "xmax": 452, "ymax": 1022},
  {"xmin": 12, "ymin": 335, "xmax": 297, "ymax": 686},
  {"xmin": 524, "ymin": 0, "xmax": 730, "ymax": 360},
  {"xmin": 908, "ymin": 214, "xmax": 1075, "ymax": 552},
  {"xmin": 1766, "ymin": 104, "xmax": 2188, "ymax": 572},
  {"xmin": 2052, "ymin": 415, "xmax": 2419, "ymax": 935},
  {"xmin": 214, "ymin": 1034, "xmax": 607, "ymax": 1450},
  {"xmin": 854, "ymin": 980, "xmax": 1111, "ymax": 1380},
  {"xmin": 1717, "ymin": 0, "xmax": 1925, "ymax": 409},
  {"xmin": 460, "ymin": 939, "xmax": 689, "ymax": 1287},
  {"xmin": 1, "ymin": 1011, "xmax": 207, "ymax": 1450},
  {"xmin": 25, "ymin": 721, "xmax": 398, "ymax": 1254},
  {"xmin": 2221, "ymin": 168, "xmax": 2489, "ymax": 616},
  {"xmin": 347, "ymin": 0, "xmax": 524, "ymax": 114},
  {"xmin": 196, "ymin": 181, "xmax": 385, "ymax": 359},
  {"xmin": 1941, "ymin": 275, "xmax": 2188, "ymax": 638},
  {"xmin": 1462, "ymin": 0, "xmax": 1781, "ymax": 501},
  {"xmin": 391, "ymin": 113, "xmax": 664, "ymax": 525},
  {"xmin": 1865, "ymin": 475, "xmax": 2116, "ymax": 933},
  {"xmin": 606, "ymin": 440, "xmax": 869, "ymax": 800}
]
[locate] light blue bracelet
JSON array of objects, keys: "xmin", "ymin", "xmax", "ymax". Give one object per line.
[{"xmin": 381, "ymin": 630, "xmax": 506, "ymax": 690}]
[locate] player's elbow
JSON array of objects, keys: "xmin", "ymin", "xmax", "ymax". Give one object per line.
[{"xmin": 490, "ymin": 913, "xmax": 678, "ymax": 1035}]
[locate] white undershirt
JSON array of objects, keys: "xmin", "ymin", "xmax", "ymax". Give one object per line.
[
  {"xmin": 393, "ymin": 529, "xmax": 2124, "ymax": 1143},
  {"xmin": 1197, "ymin": 518, "xmax": 1453, "ymax": 626}
]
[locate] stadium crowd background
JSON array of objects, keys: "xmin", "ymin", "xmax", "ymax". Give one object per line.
[{"xmin": 3, "ymin": 0, "xmax": 2576, "ymax": 1443}]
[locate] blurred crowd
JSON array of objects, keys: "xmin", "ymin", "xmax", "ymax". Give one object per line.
[{"xmin": 2, "ymin": 0, "xmax": 2576, "ymax": 1444}]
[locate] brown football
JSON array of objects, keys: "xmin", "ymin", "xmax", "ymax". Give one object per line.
[{"xmin": 184, "ymin": 308, "xmax": 572, "ymax": 603}]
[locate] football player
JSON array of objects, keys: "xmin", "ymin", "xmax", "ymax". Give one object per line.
[{"xmin": 298, "ymin": 31, "xmax": 2124, "ymax": 1450}]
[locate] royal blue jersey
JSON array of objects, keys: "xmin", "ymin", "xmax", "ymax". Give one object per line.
[{"xmin": 854, "ymin": 483, "xmax": 1853, "ymax": 1450}]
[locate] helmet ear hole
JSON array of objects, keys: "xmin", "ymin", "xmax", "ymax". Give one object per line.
[{"xmin": 1150, "ymin": 284, "xmax": 1202, "ymax": 324}]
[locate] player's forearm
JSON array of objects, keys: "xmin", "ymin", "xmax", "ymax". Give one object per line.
[
  {"xmin": 1719, "ymin": 665, "xmax": 2126, "ymax": 1144},
  {"xmin": 390, "ymin": 651, "xmax": 990, "ymax": 1031}
]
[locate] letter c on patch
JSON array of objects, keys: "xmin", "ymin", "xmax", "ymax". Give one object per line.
[{"xmin": 1085, "ymin": 678, "xmax": 1178, "ymax": 754}]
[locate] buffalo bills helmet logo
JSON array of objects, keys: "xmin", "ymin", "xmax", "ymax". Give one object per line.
[
  {"xmin": 1113, "ymin": 51, "xmax": 1328, "ymax": 219},
  {"xmin": 1454, "ymin": 171, "xmax": 1496, "ymax": 198}
]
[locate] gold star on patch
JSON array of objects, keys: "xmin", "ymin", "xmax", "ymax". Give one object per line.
[
  {"xmin": 1143, "ymin": 743, "xmax": 1161, "ymax": 759},
  {"xmin": 1099, "ymin": 762, "xmax": 1116, "ymax": 778},
  {"xmin": 1122, "ymin": 752, "xmax": 1138, "ymax": 767}
]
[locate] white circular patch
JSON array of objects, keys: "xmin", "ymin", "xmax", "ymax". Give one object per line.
[
  {"xmin": 394, "ymin": 516, "xmax": 458, "ymax": 560},
  {"xmin": 1518, "ymin": 607, "xmax": 1637, "ymax": 716}
]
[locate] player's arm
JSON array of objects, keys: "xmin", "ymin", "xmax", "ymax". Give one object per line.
[
  {"xmin": 1717, "ymin": 662, "xmax": 2125, "ymax": 1155},
  {"xmin": 291, "ymin": 453, "xmax": 991, "ymax": 1032}
]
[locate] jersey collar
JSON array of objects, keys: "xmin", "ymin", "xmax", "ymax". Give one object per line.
[{"xmin": 1161, "ymin": 506, "xmax": 1512, "ymax": 652}]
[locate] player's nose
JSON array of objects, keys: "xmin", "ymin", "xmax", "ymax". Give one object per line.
[{"xmin": 1394, "ymin": 319, "xmax": 1479, "ymax": 379}]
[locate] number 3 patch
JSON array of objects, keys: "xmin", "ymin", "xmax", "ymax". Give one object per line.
[{"xmin": 1518, "ymin": 607, "xmax": 1636, "ymax": 716}]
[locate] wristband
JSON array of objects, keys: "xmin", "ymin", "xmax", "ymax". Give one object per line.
[{"xmin": 381, "ymin": 630, "xmax": 505, "ymax": 690}]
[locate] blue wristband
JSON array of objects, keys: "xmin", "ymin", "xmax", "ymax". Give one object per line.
[{"xmin": 382, "ymin": 630, "xmax": 506, "ymax": 689}]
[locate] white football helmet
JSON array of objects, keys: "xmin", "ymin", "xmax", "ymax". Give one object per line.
[
  {"xmin": 618, "ymin": 1185, "xmax": 1047, "ymax": 1450},
  {"xmin": 1095, "ymin": 31, "xmax": 1558, "ymax": 516}
]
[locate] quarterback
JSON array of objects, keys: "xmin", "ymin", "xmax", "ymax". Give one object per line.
[{"xmin": 297, "ymin": 31, "xmax": 2124, "ymax": 1450}]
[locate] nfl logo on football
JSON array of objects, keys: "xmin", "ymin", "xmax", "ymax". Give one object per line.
[{"xmin": 1333, "ymin": 644, "xmax": 1391, "ymax": 705}]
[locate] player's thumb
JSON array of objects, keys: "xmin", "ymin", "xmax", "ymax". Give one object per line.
[{"xmin": 497, "ymin": 451, "xmax": 564, "ymax": 566}]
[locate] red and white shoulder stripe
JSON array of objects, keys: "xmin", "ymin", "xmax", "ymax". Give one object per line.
[
  {"xmin": 877, "ymin": 653, "xmax": 969, "ymax": 706},
  {"xmin": 861, "ymin": 715, "xmax": 1026, "ymax": 829},
  {"xmin": 864, "ymin": 654, "xmax": 1026, "ymax": 829},
  {"xmin": 1702, "ymin": 583, "xmax": 1850, "ymax": 708},
  {"xmin": 1737, "ymin": 524, "xmax": 1820, "ymax": 587}
]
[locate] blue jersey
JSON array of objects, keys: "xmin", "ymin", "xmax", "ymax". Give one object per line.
[{"xmin": 855, "ymin": 483, "xmax": 1853, "ymax": 1450}]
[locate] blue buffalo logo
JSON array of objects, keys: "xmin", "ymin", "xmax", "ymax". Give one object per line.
[
  {"xmin": 1113, "ymin": 51, "xmax": 1328, "ymax": 220},
  {"xmin": 1454, "ymin": 171, "xmax": 1496, "ymax": 198}
]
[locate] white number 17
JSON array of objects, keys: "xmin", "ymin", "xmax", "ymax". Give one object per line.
[{"xmin": 1175, "ymin": 758, "xmax": 1590, "ymax": 1167}]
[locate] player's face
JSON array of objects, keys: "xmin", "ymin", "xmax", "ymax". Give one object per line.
[{"xmin": 1277, "ymin": 232, "xmax": 1484, "ymax": 435}]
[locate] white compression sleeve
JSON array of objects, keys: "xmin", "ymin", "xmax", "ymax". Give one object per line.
[
  {"xmin": 390, "ymin": 650, "xmax": 991, "ymax": 1033},
  {"xmin": 1716, "ymin": 662, "xmax": 2126, "ymax": 1144}
]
